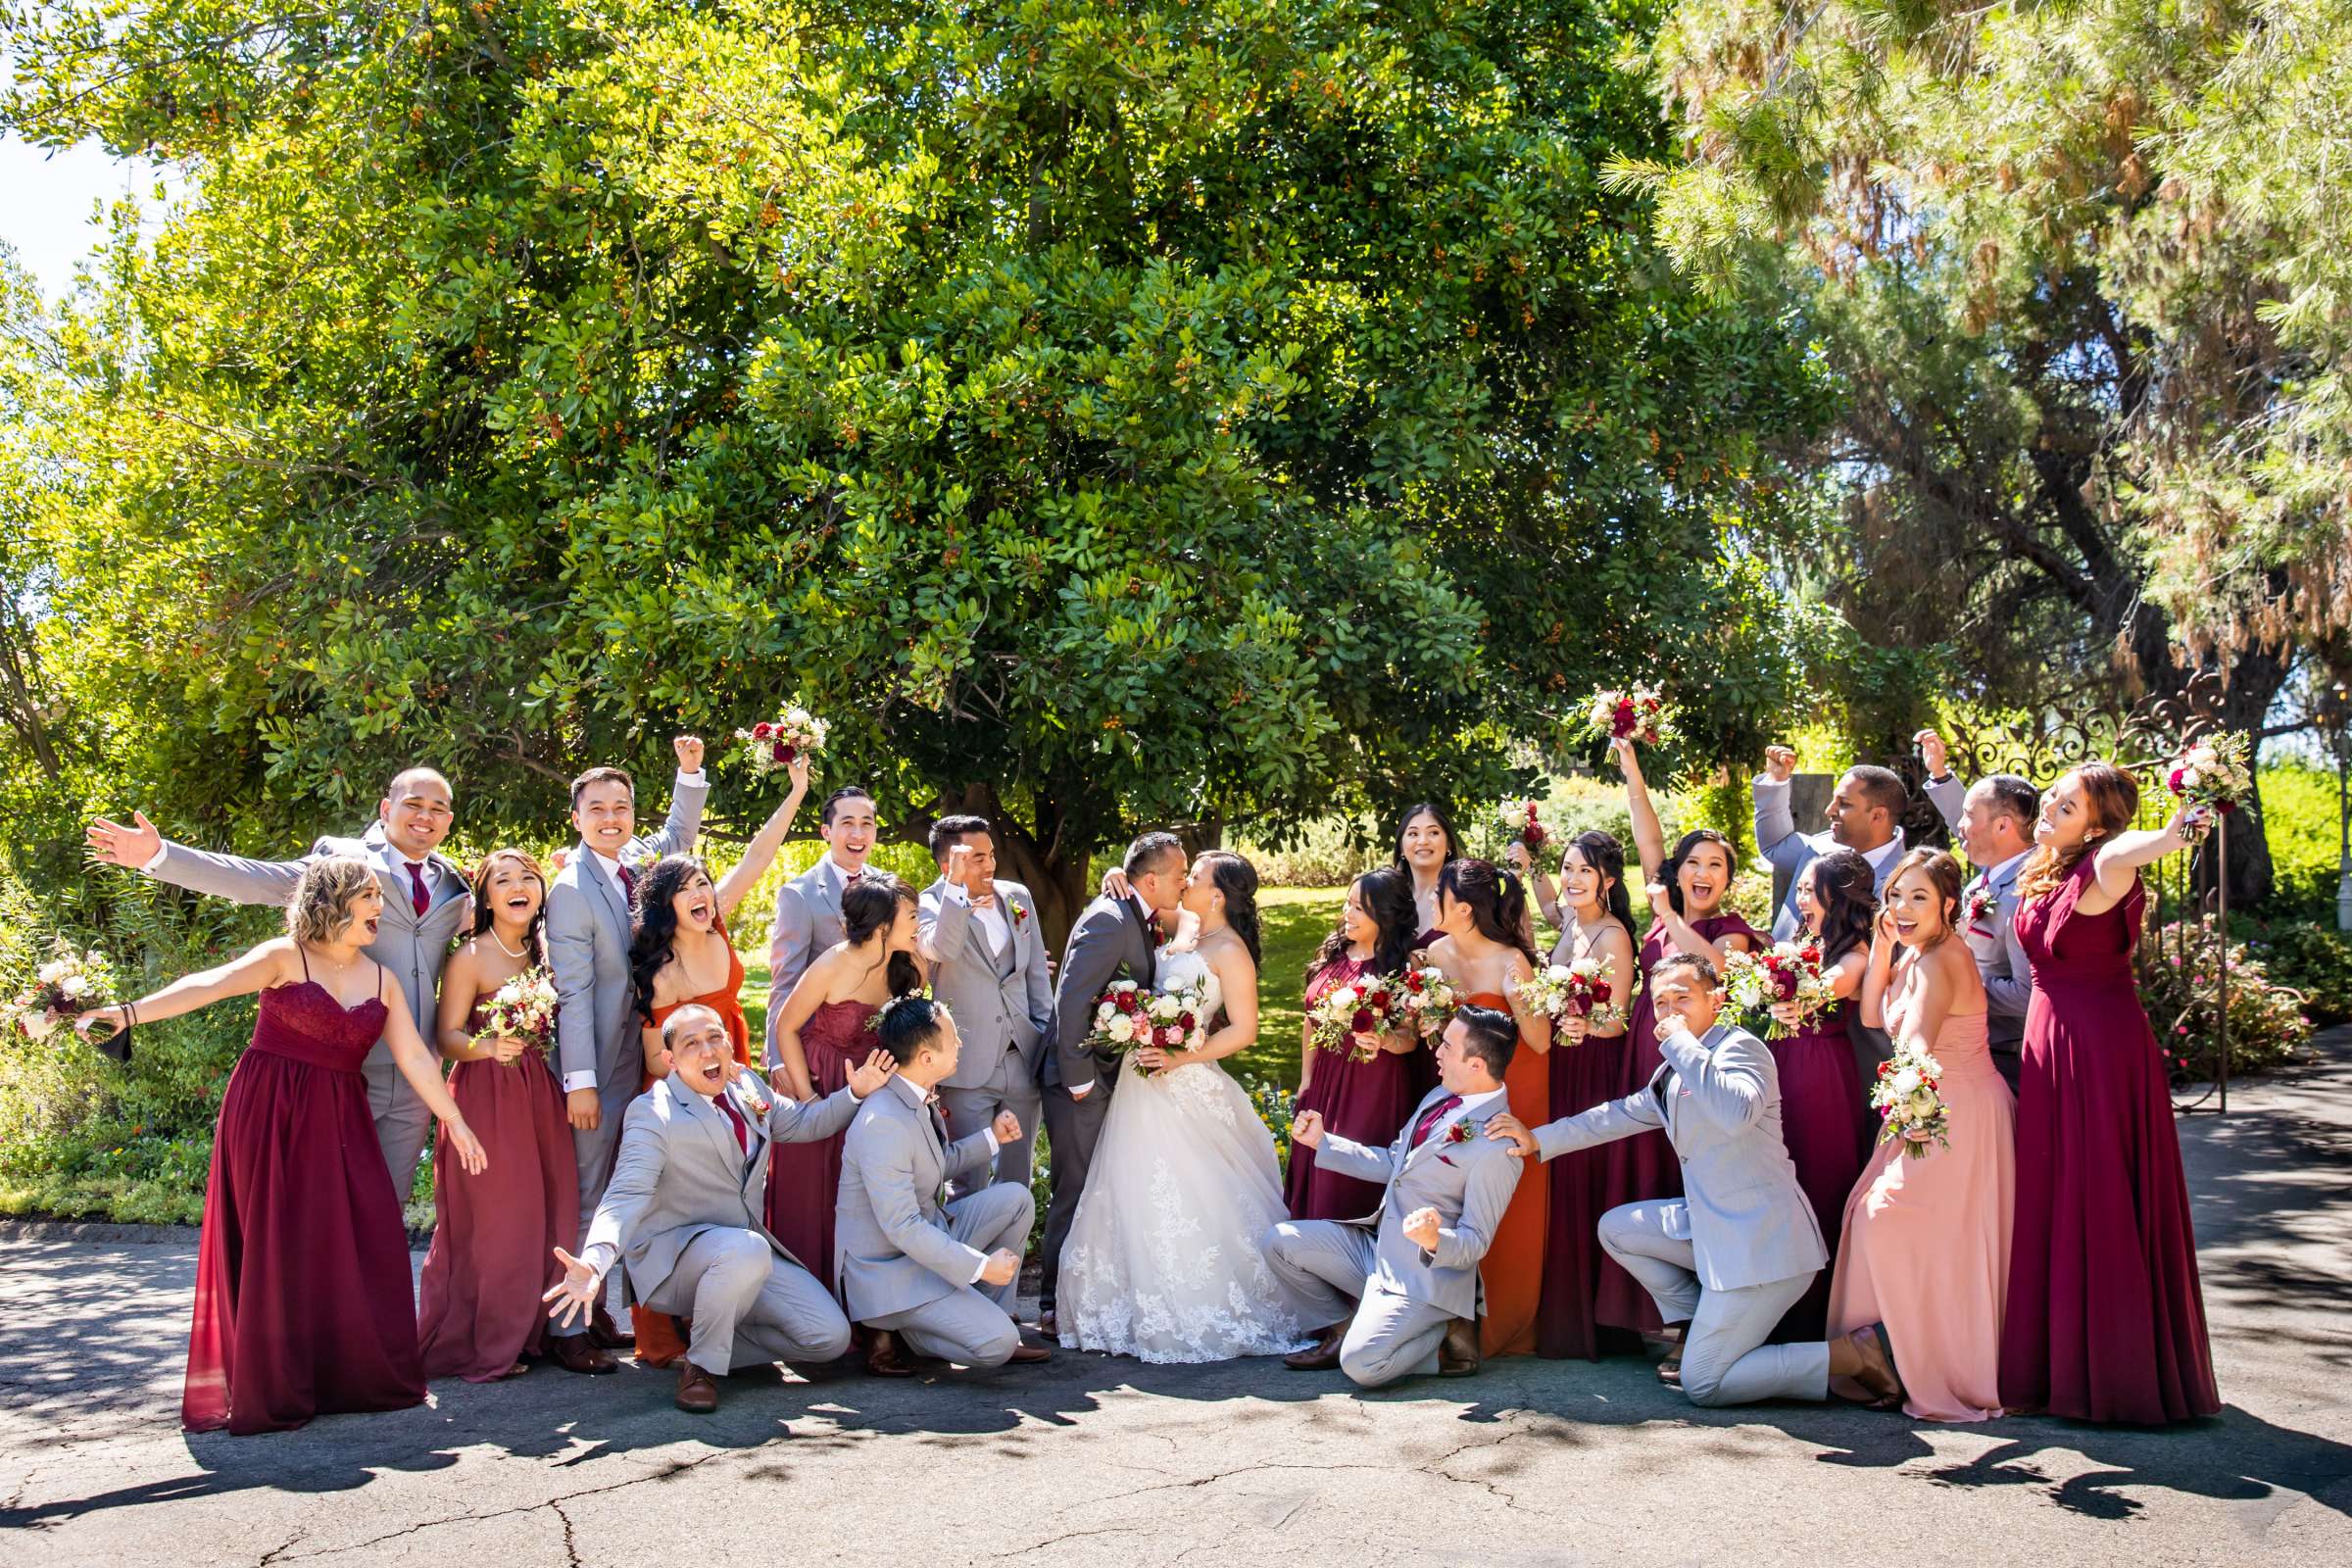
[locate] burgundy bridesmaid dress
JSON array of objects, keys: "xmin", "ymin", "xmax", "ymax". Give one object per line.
[
  {"xmin": 763, "ymin": 998, "xmax": 878, "ymax": 1295},
  {"xmin": 1767, "ymin": 1000, "xmax": 1869, "ymax": 1341},
  {"xmin": 415, "ymin": 1002, "xmax": 581, "ymax": 1382},
  {"xmin": 1536, "ymin": 932, "xmax": 1628, "ymax": 1360},
  {"xmin": 1594, "ymin": 911, "xmax": 1761, "ymax": 1336},
  {"xmin": 182, "ymin": 975, "xmax": 425, "ymax": 1434},
  {"xmin": 1999, "ymin": 856, "xmax": 2221, "ymax": 1423},
  {"xmin": 1285, "ymin": 956, "xmax": 1422, "ymax": 1222}
]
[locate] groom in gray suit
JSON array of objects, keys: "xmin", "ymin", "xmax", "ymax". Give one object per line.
[
  {"xmin": 917, "ymin": 815, "xmax": 1054, "ymax": 1200},
  {"xmin": 547, "ymin": 1005, "xmax": 891, "ymax": 1412},
  {"xmin": 1917, "ymin": 729, "xmax": 2038, "ymax": 1091},
  {"xmin": 544, "ymin": 738, "xmax": 709, "ymax": 1370},
  {"xmin": 763, "ymin": 785, "xmax": 877, "ymax": 1073},
  {"xmin": 1266, "ymin": 1005, "xmax": 1525, "ymax": 1388},
  {"xmin": 1038, "ymin": 830, "xmax": 1187, "ymax": 1330},
  {"xmin": 86, "ymin": 767, "xmax": 471, "ymax": 1201},
  {"xmin": 837, "ymin": 996, "xmax": 1050, "ymax": 1375},
  {"xmin": 1488, "ymin": 954, "xmax": 1900, "ymax": 1408}
]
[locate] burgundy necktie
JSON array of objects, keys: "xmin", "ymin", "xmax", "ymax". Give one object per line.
[
  {"xmin": 405, "ymin": 862, "xmax": 429, "ymax": 918},
  {"xmin": 846, "ymin": 867, "xmax": 864, "ymax": 889},
  {"xmin": 617, "ymin": 864, "xmax": 637, "ymax": 905},
  {"xmin": 1409, "ymin": 1094, "xmax": 1463, "ymax": 1151},
  {"xmin": 713, "ymin": 1091, "xmax": 750, "ymax": 1156}
]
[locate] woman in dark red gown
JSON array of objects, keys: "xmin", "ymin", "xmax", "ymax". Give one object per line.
[
  {"xmin": 1285, "ymin": 866, "xmax": 1425, "ymax": 1222},
  {"xmin": 78, "ymin": 857, "xmax": 487, "ymax": 1434},
  {"xmin": 2000, "ymin": 762, "xmax": 2222, "ymax": 1423},
  {"xmin": 1395, "ymin": 804, "xmax": 1467, "ymax": 1103},
  {"xmin": 416, "ymin": 850, "xmax": 577, "ymax": 1383},
  {"xmin": 1607, "ymin": 738, "xmax": 1760, "ymax": 1345},
  {"xmin": 764, "ymin": 872, "xmax": 924, "ymax": 1301}
]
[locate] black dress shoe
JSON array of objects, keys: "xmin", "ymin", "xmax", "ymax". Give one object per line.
[
  {"xmin": 1438, "ymin": 1317, "xmax": 1480, "ymax": 1378},
  {"xmin": 675, "ymin": 1361, "xmax": 719, "ymax": 1413},
  {"xmin": 864, "ymin": 1329, "xmax": 915, "ymax": 1378},
  {"xmin": 550, "ymin": 1335, "xmax": 618, "ymax": 1375},
  {"xmin": 1284, "ymin": 1323, "xmax": 1347, "ymax": 1371}
]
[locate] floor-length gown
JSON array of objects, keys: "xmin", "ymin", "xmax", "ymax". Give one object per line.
[
  {"xmin": 183, "ymin": 973, "xmax": 424, "ymax": 1434},
  {"xmin": 1536, "ymin": 931, "xmax": 1627, "ymax": 1360},
  {"xmin": 1467, "ymin": 990, "xmax": 1548, "ymax": 1358},
  {"xmin": 1768, "ymin": 1001, "xmax": 1869, "ymax": 1342},
  {"xmin": 1285, "ymin": 956, "xmax": 1422, "ymax": 1223},
  {"xmin": 762, "ymin": 998, "xmax": 875, "ymax": 1300},
  {"xmin": 1595, "ymin": 911, "xmax": 1761, "ymax": 1335},
  {"xmin": 415, "ymin": 1000, "xmax": 580, "ymax": 1382},
  {"xmin": 1827, "ymin": 1000, "xmax": 2014, "ymax": 1420},
  {"xmin": 1999, "ymin": 857, "xmax": 2221, "ymax": 1423},
  {"xmin": 631, "ymin": 935, "xmax": 754, "ymax": 1366}
]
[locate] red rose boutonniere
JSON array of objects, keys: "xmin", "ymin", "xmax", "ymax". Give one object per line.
[
  {"xmin": 1438, "ymin": 1117, "xmax": 1477, "ymax": 1165},
  {"xmin": 1966, "ymin": 890, "xmax": 1997, "ymax": 933},
  {"xmin": 1009, "ymin": 899, "xmax": 1031, "ymax": 928}
]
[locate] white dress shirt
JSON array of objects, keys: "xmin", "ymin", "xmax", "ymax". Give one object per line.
[{"xmin": 943, "ymin": 881, "xmax": 1011, "ymax": 956}]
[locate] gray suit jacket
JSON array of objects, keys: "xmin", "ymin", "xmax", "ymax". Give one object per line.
[
  {"xmin": 582, "ymin": 1067, "xmax": 860, "ymax": 1299},
  {"xmin": 1049, "ymin": 893, "xmax": 1159, "ymax": 1096},
  {"xmin": 146, "ymin": 821, "xmax": 470, "ymax": 1110},
  {"xmin": 764, "ymin": 855, "xmax": 854, "ymax": 1069},
  {"xmin": 835, "ymin": 1075, "xmax": 1002, "ymax": 1321},
  {"xmin": 1753, "ymin": 775, "xmax": 1908, "ymax": 942},
  {"xmin": 545, "ymin": 778, "xmax": 708, "ymax": 1092},
  {"xmin": 1923, "ymin": 776, "xmax": 2033, "ymax": 1052},
  {"xmin": 1309, "ymin": 1086, "xmax": 1524, "ymax": 1319},
  {"xmin": 1534, "ymin": 1021, "xmax": 1827, "ymax": 1292},
  {"xmin": 919, "ymin": 878, "xmax": 1054, "ymax": 1091}
]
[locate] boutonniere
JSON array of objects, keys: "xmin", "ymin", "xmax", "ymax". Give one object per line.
[
  {"xmin": 1437, "ymin": 1118, "xmax": 1476, "ymax": 1165},
  {"xmin": 623, "ymin": 844, "xmax": 660, "ymax": 875},
  {"xmin": 1966, "ymin": 890, "xmax": 1997, "ymax": 927},
  {"xmin": 732, "ymin": 1077, "xmax": 770, "ymax": 1118},
  {"xmin": 1009, "ymin": 899, "xmax": 1031, "ymax": 928}
]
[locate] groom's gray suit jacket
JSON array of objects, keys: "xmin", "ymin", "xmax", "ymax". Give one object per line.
[
  {"xmin": 920, "ymin": 877, "xmax": 1054, "ymax": 1091},
  {"xmin": 1534, "ymin": 1020, "xmax": 1827, "ymax": 1291},
  {"xmin": 1049, "ymin": 893, "xmax": 1158, "ymax": 1096},
  {"xmin": 1309, "ymin": 1086, "xmax": 1524, "ymax": 1320},
  {"xmin": 835, "ymin": 1076, "xmax": 1004, "ymax": 1322}
]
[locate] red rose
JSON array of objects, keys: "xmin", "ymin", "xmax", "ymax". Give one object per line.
[
  {"xmin": 2169, "ymin": 766, "xmax": 2185, "ymax": 794},
  {"xmin": 1115, "ymin": 992, "xmax": 1140, "ymax": 1013},
  {"xmin": 1177, "ymin": 1011, "xmax": 1197, "ymax": 1031},
  {"xmin": 1800, "ymin": 944, "xmax": 1821, "ymax": 964},
  {"xmin": 1592, "ymin": 980, "xmax": 1611, "ymax": 1004},
  {"xmin": 752, "ymin": 721, "xmax": 776, "ymax": 739},
  {"xmin": 771, "ymin": 742, "xmax": 794, "ymax": 763},
  {"xmin": 2218, "ymin": 800, "xmax": 2237, "ymax": 814},
  {"xmin": 1613, "ymin": 699, "xmax": 1637, "ymax": 738},
  {"xmin": 1350, "ymin": 1007, "xmax": 1375, "ymax": 1033}
]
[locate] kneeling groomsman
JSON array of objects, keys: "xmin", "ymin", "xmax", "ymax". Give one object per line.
[
  {"xmin": 1265, "ymin": 1005, "xmax": 1524, "ymax": 1389},
  {"xmin": 546, "ymin": 1005, "xmax": 891, "ymax": 1413},
  {"xmin": 838, "ymin": 996, "xmax": 1051, "ymax": 1377}
]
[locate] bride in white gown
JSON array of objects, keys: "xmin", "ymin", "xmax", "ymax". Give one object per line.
[{"xmin": 1057, "ymin": 851, "xmax": 1321, "ymax": 1362}]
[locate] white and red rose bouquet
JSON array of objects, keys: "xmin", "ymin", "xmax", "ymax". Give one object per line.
[
  {"xmin": 1396, "ymin": 957, "xmax": 1463, "ymax": 1042},
  {"xmin": 1514, "ymin": 956, "xmax": 1623, "ymax": 1036},
  {"xmin": 1580, "ymin": 684, "xmax": 1676, "ymax": 749},
  {"xmin": 6, "ymin": 945, "xmax": 119, "ymax": 1041},
  {"xmin": 475, "ymin": 967, "xmax": 559, "ymax": 1062},
  {"xmin": 1088, "ymin": 975, "xmax": 1211, "ymax": 1076},
  {"xmin": 734, "ymin": 703, "xmax": 830, "ymax": 774},
  {"xmin": 1723, "ymin": 940, "xmax": 1833, "ymax": 1040},
  {"xmin": 1870, "ymin": 1042, "xmax": 1951, "ymax": 1159},
  {"xmin": 1492, "ymin": 799, "xmax": 1551, "ymax": 864},
  {"xmin": 1306, "ymin": 972, "xmax": 1406, "ymax": 1064},
  {"xmin": 2165, "ymin": 731, "xmax": 2252, "ymax": 819}
]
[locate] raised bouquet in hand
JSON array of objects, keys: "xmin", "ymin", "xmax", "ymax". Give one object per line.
[
  {"xmin": 1580, "ymin": 684, "xmax": 1676, "ymax": 748},
  {"xmin": 734, "ymin": 702, "xmax": 830, "ymax": 774},
  {"xmin": 1514, "ymin": 956, "xmax": 1623, "ymax": 1036},
  {"xmin": 2164, "ymin": 731, "xmax": 2252, "ymax": 819},
  {"xmin": 1306, "ymin": 972, "xmax": 1406, "ymax": 1063},
  {"xmin": 1088, "ymin": 976, "xmax": 1211, "ymax": 1076},
  {"xmin": 1491, "ymin": 799, "xmax": 1551, "ymax": 864},
  {"xmin": 1722, "ymin": 941, "xmax": 1832, "ymax": 1040},
  {"xmin": 1396, "ymin": 956, "xmax": 1463, "ymax": 1042},
  {"xmin": 1870, "ymin": 1042, "xmax": 1950, "ymax": 1159},
  {"xmin": 475, "ymin": 967, "xmax": 559, "ymax": 1062},
  {"xmin": 6, "ymin": 945, "xmax": 119, "ymax": 1041}
]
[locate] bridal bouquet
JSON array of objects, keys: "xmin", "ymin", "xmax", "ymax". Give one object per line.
[
  {"xmin": 475, "ymin": 967, "xmax": 559, "ymax": 1061},
  {"xmin": 1306, "ymin": 973, "xmax": 1406, "ymax": 1063},
  {"xmin": 1492, "ymin": 799, "xmax": 1551, "ymax": 863},
  {"xmin": 1722, "ymin": 941, "xmax": 1832, "ymax": 1040},
  {"xmin": 1870, "ymin": 1042, "xmax": 1950, "ymax": 1159},
  {"xmin": 1579, "ymin": 684, "xmax": 1676, "ymax": 748},
  {"xmin": 6, "ymin": 945, "xmax": 119, "ymax": 1041},
  {"xmin": 1088, "ymin": 976, "xmax": 1211, "ymax": 1075},
  {"xmin": 1513, "ymin": 956, "xmax": 1623, "ymax": 1035},
  {"xmin": 1396, "ymin": 958, "xmax": 1462, "ymax": 1042},
  {"xmin": 2165, "ymin": 731, "xmax": 2252, "ymax": 817},
  {"xmin": 734, "ymin": 703, "xmax": 830, "ymax": 774}
]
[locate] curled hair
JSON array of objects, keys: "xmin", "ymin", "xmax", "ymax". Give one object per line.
[
  {"xmin": 468, "ymin": 849, "xmax": 548, "ymax": 956},
  {"xmin": 2018, "ymin": 762, "xmax": 2139, "ymax": 904},
  {"xmin": 1392, "ymin": 804, "xmax": 1464, "ymax": 867},
  {"xmin": 1560, "ymin": 831, "xmax": 1636, "ymax": 944},
  {"xmin": 874, "ymin": 993, "xmax": 947, "ymax": 1064},
  {"xmin": 1801, "ymin": 849, "xmax": 1877, "ymax": 965},
  {"xmin": 1195, "ymin": 850, "xmax": 1262, "ymax": 966},
  {"xmin": 1886, "ymin": 847, "xmax": 1966, "ymax": 948},
  {"xmin": 1437, "ymin": 858, "xmax": 1540, "ymax": 967},
  {"xmin": 288, "ymin": 856, "xmax": 380, "ymax": 947},
  {"xmin": 1311, "ymin": 865, "xmax": 1419, "ymax": 982},
  {"xmin": 844, "ymin": 871, "xmax": 923, "ymax": 998},
  {"xmin": 628, "ymin": 854, "xmax": 712, "ymax": 1026},
  {"xmin": 1660, "ymin": 828, "xmax": 1739, "ymax": 917},
  {"xmin": 1450, "ymin": 1004, "xmax": 1519, "ymax": 1080}
]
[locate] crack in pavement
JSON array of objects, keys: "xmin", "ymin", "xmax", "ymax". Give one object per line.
[
  {"xmin": 989, "ymin": 1525, "xmax": 1150, "ymax": 1558},
  {"xmin": 551, "ymin": 1497, "xmax": 583, "ymax": 1568}
]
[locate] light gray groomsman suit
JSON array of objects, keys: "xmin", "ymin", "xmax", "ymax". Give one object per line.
[
  {"xmin": 1265, "ymin": 1084, "xmax": 1524, "ymax": 1387},
  {"xmin": 1755, "ymin": 771, "xmax": 1912, "ymax": 1074},
  {"xmin": 836, "ymin": 1074, "xmax": 1033, "ymax": 1367},
  {"xmin": 1922, "ymin": 771, "xmax": 2032, "ymax": 1088},
  {"xmin": 579, "ymin": 1067, "xmax": 858, "ymax": 1374},
  {"xmin": 764, "ymin": 852, "xmax": 857, "ymax": 1069},
  {"xmin": 545, "ymin": 772, "xmax": 707, "ymax": 1333},
  {"xmin": 1040, "ymin": 892, "xmax": 1158, "ymax": 1311},
  {"xmin": 1530, "ymin": 1019, "xmax": 1832, "ymax": 1408},
  {"xmin": 139, "ymin": 819, "xmax": 470, "ymax": 1200},
  {"xmin": 918, "ymin": 875, "xmax": 1054, "ymax": 1198}
]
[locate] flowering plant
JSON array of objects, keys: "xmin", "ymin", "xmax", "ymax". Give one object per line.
[
  {"xmin": 476, "ymin": 967, "xmax": 559, "ymax": 1061},
  {"xmin": 1396, "ymin": 956, "xmax": 1463, "ymax": 1042},
  {"xmin": 1306, "ymin": 972, "xmax": 1406, "ymax": 1063},
  {"xmin": 1722, "ymin": 941, "xmax": 1833, "ymax": 1040},
  {"xmin": 1491, "ymin": 799, "xmax": 1550, "ymax": 862},
  {"xmin": 1870, "ymin": 1042, "xmax": 1950, "ymax": 1159},
  {"xmin": 734, "ymin": 702, "xmax": 831, "ymax": 774},
  {"xmin": 6, "ymin": 944, "xmax": 120, "ymax": 1041},
  {"xmin": 1579, "ymin": 684, "xmax": 1676, "ymax": 748},
  {"xmin": 1513, "ymin": 956, "xmax": 1623, "ymax": 1035},
  {"xmin": 2165, "ymin": 731, "xmax": 2252, "ymax": 815},
  {"xmin": 1087, "ymin": 975, "xmax": 1211, "ymax": 1075}
]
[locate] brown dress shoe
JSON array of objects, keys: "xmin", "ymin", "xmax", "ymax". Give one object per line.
[
  {"xmin": 1284, "ymin": 1323, "xmax": 1348, "ymax": 1371},
  {"xmin": 1438, "ymin": 1317, "xmax": 1480, "ymax": 1378},
  {"xmin": 864, "ymin": 1329, "xmax": 915, "ymax": 1378},
  {"xmin": 590, "ymin": 1302, "xmax": 635, "ymax": 1350},
  {"xmin": 1007, "ymin": 1342, "xmax": 1052, "ymax": 1364},
  {"xmin": 549, "ymin": 1334, "xmax": 618, "ymax": 1375},
  {"xmin": 674, "ymin": 1361, "xmax": 719, "ymax": 1413}
]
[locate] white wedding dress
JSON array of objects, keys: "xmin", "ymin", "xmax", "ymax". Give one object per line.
[{"xmin": 1056, "ymin": 946, "xmax": 1321, "ymax": 1362}]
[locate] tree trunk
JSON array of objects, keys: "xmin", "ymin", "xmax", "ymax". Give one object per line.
[{"xmin": 929, "ymin": 780, "xmax": 1096, "ymax": 954}]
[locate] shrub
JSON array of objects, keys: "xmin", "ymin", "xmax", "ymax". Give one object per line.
[
  {"xmin": 2245, "ymin": 920, "xmax": 2352, "ymax": 1028},
  {"xmin": 2136, "ymin": 919, "xmax": 2313, "ymax": 1085},
  {"xmin": 2257, "ymin": 763, "xmax": 2344, "ymax": 920}
]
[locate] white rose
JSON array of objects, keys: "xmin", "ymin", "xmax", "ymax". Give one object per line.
[
  {"xmin": 1909, "ymin": 1089, "xmax": 1939, "ymax": 1118},
  {"xmin": 1545, "ymin": 965, "xmax": 1572, "ymax": 983},
  {"xmin": 2187, "ymin": 744, "xmax": 2216, "ymax": 766},
  {"xmin": 1096, "ymin": 1002, "xmax": 1116, "ymax": 1024},
  {"xmin": 1889, "ymin": 1067, "xmax": 1922, "ymax": 1098},
  {"xmin": 1150, "ymin": 995, "xmax": 1180, "ymax": 1021},
  {"xmin": 59, "ymin": 975, "xmax": 89, "ymax": 999},
  {"xmin": 1106, "ymin": 1015, "xmax": 1136, "ymax": 1044},
  {"xmin": 36, "ymin": 960, "xmax": 68, "ymax": 985},
  {"xmin": 1329, "ymin": 987, "xmax": 1358, "ymax": 1011}
]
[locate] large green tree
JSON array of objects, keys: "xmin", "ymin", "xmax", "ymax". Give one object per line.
[{"xmin": 5, "ymin": 0, "xmax": 1824, "ymax": 937}]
